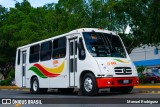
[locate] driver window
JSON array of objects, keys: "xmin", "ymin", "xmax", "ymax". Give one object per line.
[{"xmin": 78, "ymin": 38, "xmax": 86, "ymax": 60}]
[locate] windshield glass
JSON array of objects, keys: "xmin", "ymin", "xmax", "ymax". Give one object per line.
[{"xmin": 83, "ymin": 32, "xmax": 126, "ymax": 58}]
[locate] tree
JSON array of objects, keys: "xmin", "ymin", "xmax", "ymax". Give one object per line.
[
  {"xmin": 144, "ymin": 0, "xmax": 160, "ymax": 45},
  {"xmin": 118, "ymin": 0, "xmax": 160, "ymax": 51},
  {"xmin": 0, "ymin": 0, "xmax": 36, "ymax": 79},
  {"xmin": 0, "ymin": 0, "xmax": 160, "ymax": 80}
]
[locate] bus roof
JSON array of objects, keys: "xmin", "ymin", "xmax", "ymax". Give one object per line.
[
  {"xmin": 17, "ymin": 28, "xmax": 117, "ymax": 49},
  {"xmin": 69, "ymin": 28, "xmax": 116, "ymax": 34}
]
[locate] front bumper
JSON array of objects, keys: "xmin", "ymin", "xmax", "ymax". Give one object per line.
[{"xmin": 96, "ymin": 77, "xmax": 139, "ymax": 88}]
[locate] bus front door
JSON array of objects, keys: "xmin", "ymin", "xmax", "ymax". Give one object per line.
[
  {"xmin": 22, "ymin": 50, "xmax": 27, "ymax": 87},
  {"xmin": 69, "ymin": 38, "xmax": 77, "ymax": 87}
]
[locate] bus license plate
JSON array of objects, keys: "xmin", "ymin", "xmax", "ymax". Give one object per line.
[{"xmin": 123, "ymin": 80, "xmax": 129, "ymax": 84}]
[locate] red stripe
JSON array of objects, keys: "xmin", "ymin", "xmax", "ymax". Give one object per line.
[{"xmin": 34, "ymin": 64, "xmax": 60, "ymax": 77}]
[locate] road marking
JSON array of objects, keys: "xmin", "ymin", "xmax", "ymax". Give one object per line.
[
  {"xmin": 151, "ymin": 91, "xmax": 155, "ymax": 94},
  {"xmin": 132, "ymin": 90, "xmax": 160, "ymax": 94},
  {"xmin": 15, "ymin": 104, "xmax": 22, "ymax": 107}
]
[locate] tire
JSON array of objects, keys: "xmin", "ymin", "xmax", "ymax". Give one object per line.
[
  {"xmin": 30, "ymin": 77, "xmax": 48, "ymax": 94},
  {"xmin": 111, "ymin": 86, "xmax": 133, "ymax": 94},
  {"xmin": 81, "ymin": 73, "xmax": 98, "ymax": 96}
]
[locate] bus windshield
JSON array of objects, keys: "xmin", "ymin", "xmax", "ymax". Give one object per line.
[{"xmin": 82, "ymin": 32, "xmax": 126, "ymax": 58}]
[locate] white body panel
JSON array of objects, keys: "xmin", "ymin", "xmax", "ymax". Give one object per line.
[{"xmin": 15, "ymin": 28, "xmax": 138, "ymax": 89}]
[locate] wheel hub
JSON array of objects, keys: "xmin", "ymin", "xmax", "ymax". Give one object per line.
[
  {"xmin": 33, "ymin": 80, "xmax": 38, "ymax": 92},
  {"xmin": 84, "ymin": 77, "xmax": 93, "ymax": 92}
]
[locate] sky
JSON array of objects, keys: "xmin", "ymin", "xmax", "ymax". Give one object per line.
[{"xmin": 0, "ymin": 0, "xmax": 59, "ymax": 8}]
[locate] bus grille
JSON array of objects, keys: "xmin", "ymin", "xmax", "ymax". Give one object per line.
[{"xmin": 114, "ymin": 67, "xmax": 132, "ymax": 75}]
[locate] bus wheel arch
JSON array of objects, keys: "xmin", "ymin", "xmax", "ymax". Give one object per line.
[
  {"xmin": 79, "ymin": 71, "xmax": 98, "ymax": 96},
  {"xmin": 30, "ymin": 76, "xmax": 48, "ymax": 94},
  {"xmin": 30, "ymin": 76, "xmax": 40, "ymax": 94},
  {"xmin": 30, "ymin": 75, "xmax": 37, "ymax": 85}
]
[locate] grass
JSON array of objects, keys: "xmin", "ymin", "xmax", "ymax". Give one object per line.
[{"xmin": 0, "ymin": 86, "xmax": 20, "ymax": 89}]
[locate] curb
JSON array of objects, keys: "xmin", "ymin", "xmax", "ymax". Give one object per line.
[
  {"xmin": 0, "ymin": 86, "xmax": 29, "ymax": 91},
  {"xmin": 0, "ymin": 86, "xmax": 20, "ymax": 89},
  {"xmin": 0, "ymin": 86, "xmax": 160, "ymax": 94},
  {"xmin": 1, "ymin": 86, "xmax": 160, "ymax": 89},
  {"xmin": 134, "ymin": 86, "xmax": 160, "ymax": 89}
]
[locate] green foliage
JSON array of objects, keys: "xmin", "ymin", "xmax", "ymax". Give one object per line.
[
  {"xmin": 8, "ymin": 68, "xmax": 15, "ymax": 79},
  {"xmin": 0, "ymin": 80, "xmax": 5, "ymax": 86},
  {"xmin": 137, "ymin": 66, "xmax": 146, "ymax": 83},
  {"xmin": 0, "ymin": 69, "xmax": 15, "ymax": 86},
  {"xmin": 139, "ymin": 73, "xmax": 146, "ymax": 83},
  {"xmin": 0, "ymin": 0, "xmax": 160, "ymax": 56},
  {"xmin": 137, "ymin": 66, "xmax": 145, "ymax": 74},
  {"xmin": 0, "ymin": 79, "xmax": 11, "ymax": 86},
  {"xmin": 0, "ymin": 0, "xmax": 160, "ymax": 81}
]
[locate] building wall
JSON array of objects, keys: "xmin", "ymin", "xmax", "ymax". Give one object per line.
[
  {"xmin": 129, "ymin": 46, "xmax": 160, "ymax": 61},
  {"xmin": 129, "ymin": 46, "xmax": 160, "ymax": 74}
]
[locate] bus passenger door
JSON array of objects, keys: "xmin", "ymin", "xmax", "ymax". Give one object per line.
[
  {"xmin": 69, "ymin": 38, "xmax": 77, "ymax": 87},
  {"xmin": 22, "ymin": 50, "xmax": 27, "ymax": 87}
]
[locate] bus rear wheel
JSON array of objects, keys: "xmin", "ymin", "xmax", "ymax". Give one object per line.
[
  {"xmin": 81, "ymin": 73, "xmax": 98, "ymax": 96},
  {"xmin": 30, "ymin": 77, "xmax": 47, "ymax": 94}
]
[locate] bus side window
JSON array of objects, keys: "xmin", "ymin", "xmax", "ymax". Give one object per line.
[
  {"xmin": 52, "ymin": 37, "xmax": 66, "ymax": 59},
  {"xmin": 17, "ymin": 49, "xmax": 20, "ymax": 65},
  {"xmin": 40, "ymin": 41, "xmax": 52, "ymax": 61},
  {"xmin": 29, "ymin": 44, "xmax": 40, "ymax": 63},
  {"xmin": 78, "ymin": 38, "xmax": 86, "ymax": 60}
]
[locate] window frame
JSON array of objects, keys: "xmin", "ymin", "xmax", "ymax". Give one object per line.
[
  {"xmin": 29, "ymin": 44, "xmax": 40, "ymax": 63},
  {"xmin": 52, "ymin": 37, "xmax": 67, "ymax": 59},
  {"xmin": 40, "ymin": 41, "xmax": 52, "ymax": 61}
]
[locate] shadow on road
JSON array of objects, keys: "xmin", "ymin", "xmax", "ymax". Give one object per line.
[{"xmin": 21, "ymin": 89, "xmax": 135, "ymax": 97}]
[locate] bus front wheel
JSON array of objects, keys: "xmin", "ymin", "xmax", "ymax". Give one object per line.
[
  {"xmin": 30, "ymin": 77, "xmax": 47, "ymax": 94},
  {"xmin": 81, "ymin": 73, "xmax": 98, "ymax": 96}
]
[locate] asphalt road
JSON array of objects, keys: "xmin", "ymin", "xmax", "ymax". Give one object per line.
[{"xmin": 0, "ymin": 89, "xmax": 160, "ymax": 107}]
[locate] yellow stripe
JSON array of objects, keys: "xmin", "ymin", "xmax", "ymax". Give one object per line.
[
  {"xmin": 134, "ymin": 86, "xmax": 160, "ymax": 88},
  {"xmin": 15, "ymin": 104, "xmax": 22, "ymax": 106},
  {"xmin": 42, "ymin": 61, "xmax": 65, "ymax": 74},
  {"xmin": 151, "ymin": 91, "xmax": 155, "ymax": 94}
]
